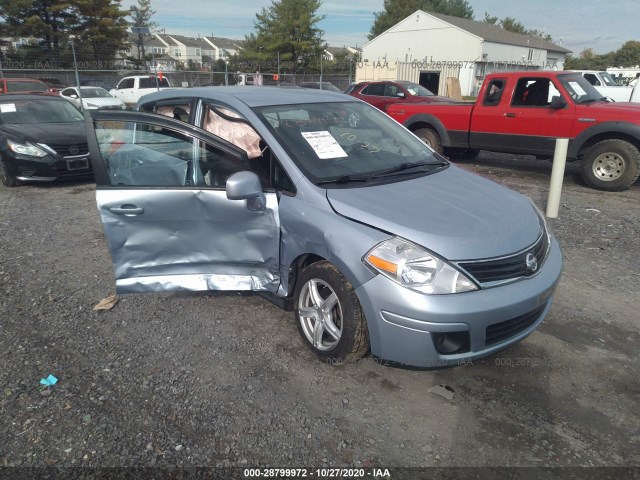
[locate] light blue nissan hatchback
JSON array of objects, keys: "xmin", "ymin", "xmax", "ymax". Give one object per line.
[{"xmin": 86, "ymin": 86, "xmax": 563, "ymax": 368}]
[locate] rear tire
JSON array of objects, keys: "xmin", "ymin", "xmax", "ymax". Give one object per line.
[
  {"xmin": 0, "ymin": 157, "xmax": 18, "ymax": 187},
  {"xmin": 294, "ymin": 261, "xmax": 369, "ymax": 364},
  {"xmin": 580, "ymin": 139, "xmax": 640, "ymax": 191},
  {"xmin": 414, "ymin": 128, "xmax": 443, "ymax": 155}
]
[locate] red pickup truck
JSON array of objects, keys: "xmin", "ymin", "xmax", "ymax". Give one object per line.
[{"xmin": 387, "ymin": 71, "xmax": 640, "ymax": 191}]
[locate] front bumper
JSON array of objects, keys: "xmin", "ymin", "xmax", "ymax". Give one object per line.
[
  {"xmin": 7, "ymin": 153, "xmax": 93, "ymax": 182},
  {"xmin": 355, "ymin": 236, "xmax": 563, "ymax": 367}
]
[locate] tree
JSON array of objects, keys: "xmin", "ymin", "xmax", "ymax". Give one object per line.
[
  {"xmin": 612, "ymin": 41, "xmax": 640, "ymax": 67},
  {"xmin": 0, "ymin": 0, "xmax": 75, "ymax": 66},
  {"xmin": 129, "ymin": 0, "xmax": 157, "ymax": 68},
  {"xmin": 481, "ymin": 13, "xmax": 552, "ymax": 41},
  {"xmin": 71, "ymin": 0, "xmax": 129, "ymax": 64},
  {"xmin": 240, "ymin": 0, "xmax": 326, "ymax": 74},
  {"xmin": 369, "ymin": 0, "xmax": 474, "ymax": 40}
]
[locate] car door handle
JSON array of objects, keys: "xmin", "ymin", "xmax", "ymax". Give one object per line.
[
  {"xmin": 109, "ymin": 205, "xmax": 144, "ymax": 216},
  {"xmin": 504, "ymin": 112, "xmax": 516, "ymax": 118}
]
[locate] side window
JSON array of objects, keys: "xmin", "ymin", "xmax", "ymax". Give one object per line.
[
  {"xmin": 583, "ymin": 74, "xmax": 600, "ymax": 86},
  {"xmin": 384, "ymin": 84, "xmax": 399, "ymax": 97},
  {"xmin": 94, "ymin": 120, "xmax": 248, "ymax": 188},
  {"xmin": 483, "ymin": 79, "xmax": 505, "ymax": 106},
  {"xmin": 61, "ymin": 89, "xmax": 74, "ymax": 97},
  {"xmin": 202, "ymin": 104, "xmax": 270, "ymax": 187},
  {"xmin": 118, "ymin": 79, "xmax": 134, "ymax": 89},
  {"xmin": 152, "ymin": 103, "xmax": 191, "ymax": 122},
  {"xmin": 362, "ymin": 83, "xmax": 385, "ymax": 96},
  {"xmin": 511, "ymin": 78, "xmax": 554, "ymax": 107}
]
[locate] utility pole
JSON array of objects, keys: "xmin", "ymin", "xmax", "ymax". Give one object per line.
[{"xmin": 69, "ymin": 36, "xmax": 83, "ymax": 109}]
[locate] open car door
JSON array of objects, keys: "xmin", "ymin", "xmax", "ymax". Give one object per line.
[{"xmin": 86, "ymin": 110, "xmax": 280, "ymax": 294}]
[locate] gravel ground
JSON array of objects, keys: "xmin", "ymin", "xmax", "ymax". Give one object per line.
[{"xmin": 0, "ymin": 153, "xmax": 639, "ymax": 472}]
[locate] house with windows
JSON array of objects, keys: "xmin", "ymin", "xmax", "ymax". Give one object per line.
[
  {"xmin": 360, "ymin": 11, "xmax": 571, "ymax": 96},
  {"xmin": 203, "ymin": 37, "xmax": 243, "ymax": 63}
]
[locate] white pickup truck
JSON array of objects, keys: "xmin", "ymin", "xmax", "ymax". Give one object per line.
[
  {"xmin": 570, "ymin": 70, "xmax": 635, "ymax": 102},
  {"xmin": 109, "ymin": 75, "xmax": 174, "ymax": 108}
]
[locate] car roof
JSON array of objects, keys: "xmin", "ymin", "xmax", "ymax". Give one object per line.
[{"xmin": 141, "ymin": 86, "xmax": 356, "ymax": 108}]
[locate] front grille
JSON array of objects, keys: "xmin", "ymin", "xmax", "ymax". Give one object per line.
[
  {"xmin": 48, "ymin": 143, "xmax": 89, "ymax": 156},
  {"xmin": 458, "ymin": 233, "xmax": 549, "ymax": 284},
  {"xmin": 485, "ymin": 305, "xmax": 546, "ymax": 346}
]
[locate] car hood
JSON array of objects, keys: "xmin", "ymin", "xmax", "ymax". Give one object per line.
[
  {"xmin": 325, "ymin": 165, "xmax": 542, "ymax": 260},
  {"xmin": 0, "ymin": 122, "xmax": 86, "ymax": 147},
  {"xmin": 82, "ymin": 97, "xmax": 123, "ymax": 107}
]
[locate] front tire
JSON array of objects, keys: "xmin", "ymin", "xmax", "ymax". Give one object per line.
[
  {"xmin": 0, "ymin": 157, "xmax": 18, "ymax": 187},
  {"xmin": 580, "ymin": 139, "xmax": 640, "ymax": 191},
  {"xmin": 414, "ymin": 128, "xmax": 443, "ymax": 155},
  {"xmin": 294, "ymin": 261, "xmax": 369, "ymax": 364}
]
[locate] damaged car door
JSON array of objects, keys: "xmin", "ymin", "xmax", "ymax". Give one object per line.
[{"xmin": 86, "ymin": 111, "xmax": 280, "ymax": 293}]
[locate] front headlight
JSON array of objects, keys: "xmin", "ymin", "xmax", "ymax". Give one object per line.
[
  {"xmin": 364, "ymin": 237, "xmax": 478, "ymax": 294},
  {"xmin": 7, "ymin": 139, "xmax": 47, "ymax": 158}
]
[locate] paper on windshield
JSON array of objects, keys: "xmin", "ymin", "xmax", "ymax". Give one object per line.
[
  {"xmin": 301, "ymin": 131, "xmax": 347, "ymax": 159},
  {"xmin": 0, "ymin": 104, "xmax": 17, "ymax": 113},
  {"xmin": 568, "ymin": 82, "xmax": 587, "ymax": 96}
]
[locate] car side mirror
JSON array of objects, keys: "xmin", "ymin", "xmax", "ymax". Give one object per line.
[
  {"xmin": 396, "ymin": 92, "xmax": 406, "ymax": 98},
  {"xmin": 226, "ymin": 171, "xmax": 266, "ymax": 211},
  {"xmin": 70, "ymin": 94, "xmax": 78, "ymax": 99},
  {"xmin": 550, "ymin": 96, "xmax": 567, "ymax": 109}
]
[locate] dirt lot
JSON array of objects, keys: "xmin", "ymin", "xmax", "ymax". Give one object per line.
[{"xmin": 0, "ymin": 153, "xmax": 639, "ymax": 473}]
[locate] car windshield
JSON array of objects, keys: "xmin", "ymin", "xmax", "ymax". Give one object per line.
[
  {"xmin": 557, "ymin": 74, "xmax": 607, "ymax": 104},
  {"xmin": 80, "ymin": 87, "xmax": 111, "ymax": 98},
  {"xmin": 599, "ymin": 72, "xmax": 618, "ymax": 86},
  {"xmin": 0, "ymin": 99, "xmax": 83, "ymax": 124},
  {"xmin": 254, "ymin": 101, "xmax": 446, "ymax": 185},
  {"xmin": 399, "ymin": 82, "xmax": 435, "ymax": 97}
]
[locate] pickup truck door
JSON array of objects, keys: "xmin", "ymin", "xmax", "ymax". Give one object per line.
[
  {"xmin": 496, "ymin": 77, "xmax": 575, "ymax": 156},
  {"xmin": 113, "ymin": 78, "xmax": 136, "ymax": 106},
  {"xmin": 86, "ymin": 110, "xmax": 280, "ymax": 294},
  {"xmin": 469, "ymin": 78, "xmax": 507, "ymax": 150}
]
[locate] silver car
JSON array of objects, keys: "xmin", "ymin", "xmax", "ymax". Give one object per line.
[{"xmin": 86, "ymin": 87, "xmax": 563, "ymax": 368}]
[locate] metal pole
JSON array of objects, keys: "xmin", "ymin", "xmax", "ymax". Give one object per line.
[
  {"xmin": 70, "ymin": 39, "xmax": 83, "ymax": 109},
  {"xmin": 0, "ymin": 58, "xmax": 3, "ymax": 79},
  {"xmin": 152, "ymin": 50, "xmax": 159, "ymax": 91},
  {"xmin": 225, "ymin": 61, "xmax": 228, "ymax": 86},
  {"xmin": 546, "ymin": 138, "xmax": 569, "ymax": 218},
  {"xmin": 319, "ymin": 53, "xmax": 323, "ymax": 87},
  {"xmin": 277, "ymin": 51, "xmax": 280, "ymax": 85}
]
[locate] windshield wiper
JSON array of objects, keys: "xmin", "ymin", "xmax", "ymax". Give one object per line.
[
  {"xmin": 316, "ymin": 174, "xmax": 370, "ymax": 185},
  {"xmin": 370, "ymin": 161, "xmax": 445, "ymax": 179},
  {"xmin": 581, "ymin": 97, "xmax": 607, "ymax": 105}
]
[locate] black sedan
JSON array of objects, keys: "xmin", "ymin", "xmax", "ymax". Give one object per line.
[{"xmin": 0, "ymin": 94, "xmax": 92, "ymax": 187}]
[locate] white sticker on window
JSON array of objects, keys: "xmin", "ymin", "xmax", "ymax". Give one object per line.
[
  {"xmin": 568, "ymin": 82, "xmax": 587, "ymax": 96},
  {"xmin": 0, "ymin": 104, "xmax": 17, "ymax": 113},
  {"xmin": 300, "ymin": 131, "xmax": 347, "ymax": 159}
]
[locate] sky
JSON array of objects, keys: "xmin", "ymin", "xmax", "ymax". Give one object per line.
[{"xmin": 131, "ymin": 0, "xmax": 638, "ymax": 55}]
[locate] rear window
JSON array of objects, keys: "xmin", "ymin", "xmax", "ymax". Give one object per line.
[
  {"xmin": 5, "ymin": 80, "xmax": 48, "ymax": 93},
  {"xmin": 139, "ymin": 77, "xmax": 171, "ymax": 88}
]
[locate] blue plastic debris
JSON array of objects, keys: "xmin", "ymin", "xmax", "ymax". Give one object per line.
[{"xmin": 39, "ymin": 374, "xmax": 58, "ymax": 386}]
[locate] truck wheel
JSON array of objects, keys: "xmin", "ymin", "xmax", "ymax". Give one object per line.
[
  {"xmin": 414, "ymin": 128, "xmax": 443, "ymax": 155},
  {"xmin": 0, "ymin": 157, "xmax": 18, "ymax": 187},
  {"xmin": 581, "ymin": 139, "xmax": 640, "ymax": 191},
  {"xmin": 294, "ymin": 261, "xmax": 369, "ymax": 364}
]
